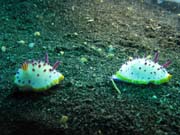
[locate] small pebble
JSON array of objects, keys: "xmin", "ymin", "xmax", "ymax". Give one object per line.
[
  {"xmin": 152, "ymin": 95, "xmax": 157, "ymax": 99},
  {"xmin": 107, "ymin": 53, "xmax": 114, "ymax": 58},
  {"xmin": 83, "ymin": 42, "xmax": 87, "ymax": 45},
  {"xmin": 59, "ymin": 115, "xmax": 69, "ymax": 124},
  {"xmin": 128, "ymin": 56, "xmax": 133, "ymax": 60},
  {"xmin": 17, "ymin": 40, "xmax": 25, "ymax": 45},
  {"xmin": 34, "ymin": 31, "xmax": 41, "ymax": 37},
  {"xmin": 87, "ymin": 19, "xmax": 94, "ymax": 22},
  {"xmin": 80, "ymin": 57, "xmax": 88, "ymax": 63},
  {"xmin": 97, "ymin": 48, "xmax": 102, "ymax": 52},
  {"xmin": 42, "ymin": 46, "xmax": 47, "ymax": 49},
  {"xmin": 108, "ymin": 45, "xmax": 115, "ymax": 53},
  {"xmin": 28, "ymin": 43, "xmax": 35, "ymax": 48},
  {"xmin": 60, "ymin": 51, "xmax": 64, "ymax": 55},
  {"xmin": 146, "ymin": 55, "xmax": 152, "ymax": 59},
  {"xmin": 1, "ymin": 46, "xmax": 6, "ymax": 52},
  {"xmin": 59, "ymin": 115, "xmax": 69, "ymax": 129},
  {"xmin": 71, "ymin": 6, "xmax": 75, "ymax": 11},
  {"xmin": 73, "ymin": 32, "xmax": 78, "ymax": 36}
]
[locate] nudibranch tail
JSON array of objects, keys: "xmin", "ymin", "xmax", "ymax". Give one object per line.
[
  {"xmin": 168, "ymin": 73, "xmax": 172, "ymax": 80},
  {"xmin": 59, "ymin": 74, "xmax": 64, "ymax": 82},
  {"xmin": 21, "ymin": 62, "xmax": 28, "ymax": 71}
]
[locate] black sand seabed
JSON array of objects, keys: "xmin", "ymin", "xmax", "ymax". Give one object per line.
[{"xmin": 0, "ymin": 0, "xmax": 180, "ymax": 135}]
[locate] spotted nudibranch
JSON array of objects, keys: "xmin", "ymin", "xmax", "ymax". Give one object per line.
[
  {"xmin": 112, "ymin": 52, "xmax": 172, "ymax": 85},
  {"xmin": 14, "ymin": 53, "xmax": 64, "ymax": 92}
]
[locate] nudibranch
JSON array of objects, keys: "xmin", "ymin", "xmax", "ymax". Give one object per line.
[
  {"xmin": 112, "ymin": 52, "xmax": 172, "ymax": 86},
  {"xmin": 14, "ymin": 53, "xmax": 64, "ymax": 92}
]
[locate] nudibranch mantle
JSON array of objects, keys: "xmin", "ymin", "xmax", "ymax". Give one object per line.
[
  {"xmin": 14, "ymin": 53, "xmax": 64, "ymax": 92},
  {"xmin": 112, "ymin": 52, "xmax": 172, "ymax": 85}
]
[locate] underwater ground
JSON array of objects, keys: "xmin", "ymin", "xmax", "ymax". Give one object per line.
[{"xmin": 0, "ymin": 0, "xmax": 180, "ymax": 134}]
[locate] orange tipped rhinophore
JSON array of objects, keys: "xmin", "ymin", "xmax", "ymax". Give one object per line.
[{"xmin": 21, "ymin": 62, "xmax": 28, "ymax": 71}]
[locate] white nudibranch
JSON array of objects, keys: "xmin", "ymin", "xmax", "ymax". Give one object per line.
[
  {"xmin": 14, "ymin": 53, "xmax": 64, "ymax": 92},
  {"xmin": 157, "ymin": 0, "xmax": 180, "ymax": 4},
  {"xmin": 112, "ymin": 52, "xmax": 172, "ymax": 85}
]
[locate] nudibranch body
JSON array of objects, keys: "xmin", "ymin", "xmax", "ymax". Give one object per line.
[
  {"xmin": 14, "ymin": 53, "xmax": 64, "ymax": 92},
  {"xmin": 112, "ymin": 52, "xmax": 172, "ymax": 85}
]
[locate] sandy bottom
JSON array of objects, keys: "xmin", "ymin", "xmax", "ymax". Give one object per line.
[{"xmin": 0, "ymin": 0, "xmax": 180, "ymax": 134}]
